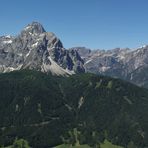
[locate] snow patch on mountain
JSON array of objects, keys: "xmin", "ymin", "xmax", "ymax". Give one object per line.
[
  {"xmin": 3, "ymin": 40, "xmax": 12, "ymax": 44},
  {"xmin": 32, "ymin": 42, "xmax": 38, "ymax": 48},
  {"xmin": 85, "ymin": 59, "xmax": 92, "ymax": 64},
  {"xmin": 100, "ymin": 66, "xmax": 110, "ymax": 72}
]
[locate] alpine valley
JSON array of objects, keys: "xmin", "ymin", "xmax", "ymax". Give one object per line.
[{"xmin": 1, "ymin": 22, "xmax": 148, "ymax": 148}]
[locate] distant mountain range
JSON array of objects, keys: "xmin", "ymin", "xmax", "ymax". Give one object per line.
[
  {"xmin": 72, "ymin": 46, "xmax": 148, "ymax": 88},
  {"xmin": 71, "ymin": 45, "xmax": 148, "ymax": 87},
  {"xmin": 1, "ymin": 22, "xmax": 148, "ymax": 88}
]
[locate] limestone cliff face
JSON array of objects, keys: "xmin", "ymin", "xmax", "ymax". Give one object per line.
[{"xmin": 0, "ymin": 22, "xmax": 85, "ymax": 75}]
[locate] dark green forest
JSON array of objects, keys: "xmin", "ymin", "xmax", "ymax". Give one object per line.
[{"xmin": 0, "ymin": 70, "xmax": 148, "ymax": 148}]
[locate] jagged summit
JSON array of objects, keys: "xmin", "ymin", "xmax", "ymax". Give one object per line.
[
  {"xmin": 0, "ymin": 22, "xmax": 85, "ymax": 75},
  {"xmin": 22, "ymin": 21, "xmax": 46, "ymax": 35}
]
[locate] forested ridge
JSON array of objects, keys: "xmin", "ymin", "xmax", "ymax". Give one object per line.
[{"xmin": 0, "ymin": 70, "xmax": 148, "ymax": 148}]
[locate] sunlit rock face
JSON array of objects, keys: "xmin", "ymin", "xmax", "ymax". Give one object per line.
[{"xmin": 0, "ymin": 22, "xmax": 85, "ymax": 75}]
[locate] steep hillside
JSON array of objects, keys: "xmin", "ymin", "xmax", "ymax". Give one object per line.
[{"xmin": 0, "ymin": 70, "xmax": 148, "ymax": 148}]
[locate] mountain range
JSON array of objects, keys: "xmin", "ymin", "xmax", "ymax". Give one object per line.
[
  {"xmin": 71, "ymin": 46, "xmax": 148, "ymax": 88},
  {"xmin": 1, "ymin": 22, "xmax": 148, "ymax": 88},
  {"xmin": 1, "ymin": 22, "xmax": 148, "ymax": 148}
]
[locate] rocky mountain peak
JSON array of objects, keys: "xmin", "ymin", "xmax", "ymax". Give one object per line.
[
  {"xmin": 22, "ymin": 22, "xmax": 46, "ymax": 35},
  {"xmin": 0, "ymin": 22, "xmax": 85, "ymax": 75}
]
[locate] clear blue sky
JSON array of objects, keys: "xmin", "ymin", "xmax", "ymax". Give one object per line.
[{"xmin": 0, "ymin": 0, "xmax": 148, "ymax": 49}]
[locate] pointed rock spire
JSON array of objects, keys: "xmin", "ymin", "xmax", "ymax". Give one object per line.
[{"xmin": 22, "ymin": 22, "xmax": 46, "ymax": 35}]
